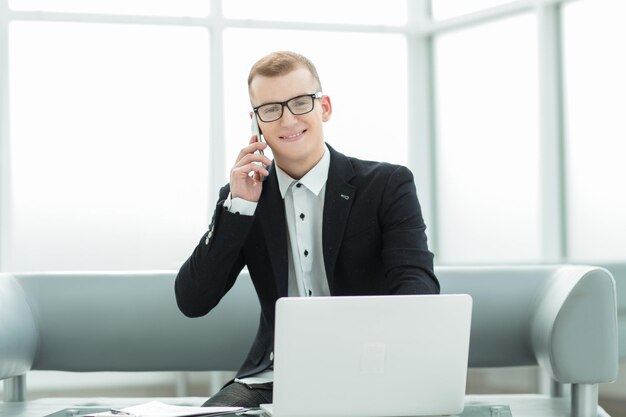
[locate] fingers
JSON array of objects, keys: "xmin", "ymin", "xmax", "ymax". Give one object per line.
[
  {"xmin": 234, "ymin": 150, "xmax": 271, "ymax": 170},
  {"xmin": 230, "ymin": 157, "xmax": 268, "ymax": 200},
  {"xmin": 234, "ymin": 139, "xmax": 271, "ymax": 169},
  {"xmin": 229, "ymin": 138, "xmax": 271, "ymax": 201},
  {"xmin": 232, "ymin": 157, "xmax": 270, "ymax": 179},
  {"xmin": 231, "ymin": 140, "xmax": 271, "ymax": 187},
  {"xmin": 239, "ymin": 136, "xmax": 268, "ymax": 157}
]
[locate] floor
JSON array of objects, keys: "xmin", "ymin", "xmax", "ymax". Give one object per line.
[{"xmin": 600, "ymin": 397, "xmax": 626, "ymax": 417}]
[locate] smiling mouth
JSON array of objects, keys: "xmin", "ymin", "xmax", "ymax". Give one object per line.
[{"xmin": 280, "ymin": 130, "xmax": 307, "ymax": 140}]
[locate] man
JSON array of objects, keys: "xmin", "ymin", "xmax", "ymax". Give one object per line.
[{"xmin": 175, "ymin": 51, "xmax": 439, "ymax": 407}]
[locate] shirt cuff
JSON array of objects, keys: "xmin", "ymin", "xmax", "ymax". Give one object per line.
[
  {"xmin": 235, "ymin": 370, "xmax": 274, "ymax": 385},
  {"xmin": 223, "ymin": 192, "xmax": 257, "ymax": 216}
]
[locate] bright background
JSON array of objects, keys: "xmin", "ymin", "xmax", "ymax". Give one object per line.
[{"xmin": 0, "ymin": 0, "xmax": 624, "ymax": 413}]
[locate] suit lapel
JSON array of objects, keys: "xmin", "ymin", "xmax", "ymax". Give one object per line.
[
  {"xmin": 322, "ymin": 145, "xmax": 356, "ymax": 292},
  {"xmin": 257, "ymin": 165, "xmax": 289, "ymax": 298}
]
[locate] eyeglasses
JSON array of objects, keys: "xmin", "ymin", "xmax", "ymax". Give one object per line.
[{"xmin": 253, "ymin": 92, "xmax": 323, "ymax": 123}]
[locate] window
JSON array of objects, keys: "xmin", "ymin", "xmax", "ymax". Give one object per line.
[
  {"xmin": 222, "ymin": 0, "xmax": 406, "ymax": 25},
  {"xmin": 435, "ymin": 15, "xmax": 541, "ymax": 263},
  {"xmin": 9, "ymin": 0, "xmax": 210, "ymax": 17},
  {"xmin": 2, "ymin": 0, "xmax": 624, "ymax": 270},
  {"xmin": 563, "ymin": 0, "xmax": 626, "ymax": 261},
  {"xmin": 7, "ymin": 21, "xmax": 210, "ymax": 271},
  {"xmin": 432, "ymin": 0, "xmax": 518, "ymax": 20}
]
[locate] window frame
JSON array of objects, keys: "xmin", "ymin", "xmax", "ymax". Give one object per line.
[{"xmin": 0, "ymin": 0, "xmax": 600, "ymax": 270}]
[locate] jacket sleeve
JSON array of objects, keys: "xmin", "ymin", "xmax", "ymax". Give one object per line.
[
  {"xmin": 380, "ymin": 165, "xmax": 439, "ymax": 295},
  {"xmin": 174, "ymin": 185, "xmax": 255, "ymax": 317}
]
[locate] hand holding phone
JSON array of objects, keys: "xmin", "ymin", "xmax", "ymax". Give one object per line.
[{"xmin": 230, "ymin": 115, "xmax": 270, "ymax": 201}]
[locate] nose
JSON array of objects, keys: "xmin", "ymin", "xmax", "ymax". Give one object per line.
[{"xmin": 279, "ymin": 105, "xmax": 299, "ymax": 126}]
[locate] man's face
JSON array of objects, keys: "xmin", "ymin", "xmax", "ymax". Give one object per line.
[{"xmin": 249, "ymin": 67, "xmax": 332, "ymax": 176}]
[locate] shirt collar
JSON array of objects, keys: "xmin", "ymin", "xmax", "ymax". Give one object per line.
[{"xmin": 275, "ymin": 145, "xmax": 330, "ymax": 199}]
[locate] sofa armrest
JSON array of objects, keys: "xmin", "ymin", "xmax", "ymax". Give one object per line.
[
  {"xmin": 531, "ymin": 266, "xmax": 619, "ymax": 384},
  {"xmin": 437, "ymin": 265, "xmax": 619, "ymax": 385},
  {"xmin": 0, "ymin": 274, "xmax": 38, "ymax": 380}
]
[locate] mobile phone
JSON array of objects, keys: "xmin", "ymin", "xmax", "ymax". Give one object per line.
[
  {"xmin": 251, "ymin": 114, "xmax": 267, "ymax": 180},
  {"xmin": 251, "ymin": 114, "xmax": 265, "ymax": 146}
]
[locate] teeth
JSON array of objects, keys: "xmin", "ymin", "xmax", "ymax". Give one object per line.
[{"xmin": 283, "ymin": 131, "xmax": 304, "ymax": 139}]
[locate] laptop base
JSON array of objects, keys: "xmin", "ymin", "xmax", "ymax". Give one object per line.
[{"xmin": 259, "ymin": 403, "xmax": 511, "ymax": 417}]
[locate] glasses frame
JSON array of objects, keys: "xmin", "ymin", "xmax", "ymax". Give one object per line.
[{"xmin": 253, "ymin": 91, "xmax": 323, "ymax": 122}]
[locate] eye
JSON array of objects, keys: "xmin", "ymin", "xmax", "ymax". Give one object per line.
[
  {"xmin": 261, "ymin": 104, "xmax": 281, "ymax": 115},
  {"xmin": 291, "ymin": 98, "xmax": 310, "ymax": 110}
]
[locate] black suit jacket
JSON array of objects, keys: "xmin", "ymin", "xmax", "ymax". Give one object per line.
[{"xmin": 175, "ymin": 144, "xmax": 439, "ymax": 378}]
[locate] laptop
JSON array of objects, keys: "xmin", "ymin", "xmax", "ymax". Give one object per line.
[{"xmin": 260, "ymin": 294, "xmax": 472, "ymax": 417}]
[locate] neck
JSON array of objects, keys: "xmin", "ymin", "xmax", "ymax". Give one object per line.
[
  {"xmin": 278, "ymin": 162, "xmax": 314, "ymax": 181},
  {"xmin": 277, "ymin": 151, "xmax": 325, "ymax": 180}
]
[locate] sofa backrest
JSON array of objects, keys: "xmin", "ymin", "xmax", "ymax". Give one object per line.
[
  {"xmin": 0, "ymin": 265, "xmax": 619, "ymax": 385},
  {"xmin": 7, "ymin": 271, "xmax": 259, "ymax": 373}
]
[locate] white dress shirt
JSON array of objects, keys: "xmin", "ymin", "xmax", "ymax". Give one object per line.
[
  {"xmin": 224, "ymin": 145, "xmax": 331, "ymax": 384},
  {"xmin": 275, "ymin": 150, "xmax": 331, "ymax": 298}
]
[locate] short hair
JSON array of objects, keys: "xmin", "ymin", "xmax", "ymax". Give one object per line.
[{"xmin": 247, "ymin": 51, "xmax": 323, "ymax": 97}]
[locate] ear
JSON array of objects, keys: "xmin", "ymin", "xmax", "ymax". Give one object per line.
[{"xmin": 321, "ymin": 95, "xmax": 332, "ymax": 122}]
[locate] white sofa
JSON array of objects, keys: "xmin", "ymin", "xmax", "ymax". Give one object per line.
[{"xmin": 0, "ymin": 265, "xmax": 619, "ymax": 417}]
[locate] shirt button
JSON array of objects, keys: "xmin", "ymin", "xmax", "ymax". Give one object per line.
[
  {"xmin": 270, "ymin": 352, "xmax": 274, "ymax": 361},
  {"xmin": 296, "ymin": 183, "xmax": 302, "ymax": 188},
  {"xmin": 300, "ymin": 213, "xmax": 305, "ymax": 220},
  {"xmin": 304, "ymin": 250, "xmax": 309, "ymax": 257}
]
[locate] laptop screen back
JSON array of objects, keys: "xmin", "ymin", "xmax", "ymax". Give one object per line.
[{"xmin": 270, "ymin": 294, "xmax": 472, "ymax": 417}]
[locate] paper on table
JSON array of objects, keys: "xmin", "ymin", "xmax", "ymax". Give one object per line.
[{"xmin": 86, "ymin": 400, "xmax": 244, "ymax": 417}]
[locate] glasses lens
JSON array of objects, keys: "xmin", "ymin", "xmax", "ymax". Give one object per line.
[
  {"xmin": 257, "ymin": 103, "xmax": 283, "ymax": 122},
  {"xmin": 288, "ymin": 95, "xmax": 314, "ymax": 115}
]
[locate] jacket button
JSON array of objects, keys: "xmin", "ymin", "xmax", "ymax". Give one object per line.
[{"xmin": 270, "ymin": 352, "xmax": 274, "ymax": 361}]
